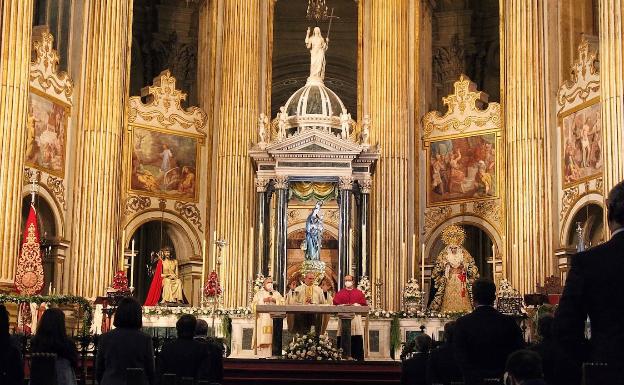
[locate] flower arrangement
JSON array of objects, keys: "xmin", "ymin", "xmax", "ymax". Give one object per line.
[
  {"xmin": 142, "ymin": 306, "xmax": 252, "ymax": 318},
  {"xmin": 403, "ymin": 278, "xmax": 422, "ymax": 301},
  {"xmin": 496, "ymin": 279, "xmax": 526, "ymax": 316},
  {"xmin": 253, "ymin": 274, "xmax": 266, "ymax": 294},
  {"xmin": 357, "ymin": 276, "xmax": 372, "ymax": 303},
  {"xmin": 204, "ymin": 271, "xmax": 222, "ymax": 298},
  {"xmin": 369, "ymin": 309, "xmax": 396, "ymax": 318},
  {"xmin": 111, "ymin": 270, "xmax": 129, "ymax": 292},
  {"xmin": 285, "ymin": 332, "xmax": 343, "ymax": 361}
]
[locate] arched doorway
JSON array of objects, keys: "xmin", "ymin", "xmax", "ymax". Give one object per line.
[
  {"xmin": 429, "ymin": 224, "xmax": 494, "ymax": 280},
  {"xmin": 286, "ymin": 229, "xmax": 339, "ymax": 290},
  {"xmin": 129, "ymin": 220, "xmax": 178, "ymax": 304},
  {"xmin": 566, "ymin": 203, "xmax": 604, "ymax": 249},
  {"xmin": 21, "ymin": 194, "xmax": 58, "ymax": 294}
]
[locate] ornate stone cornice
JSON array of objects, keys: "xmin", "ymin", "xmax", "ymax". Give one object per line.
[
  {"xmin": 30, "ymin": 32, "xmax": 73, "ymax": 104},
  {"xmin": 557, "ymin": 38, "xmax": 600, "ymax": 110},
  {"xmin": 128, "ymin": 70, "xmax": 207, "ymax": 135},
  {"xmin": 423, "ymin": 74, "xmax": 501, "ymax": 138}
]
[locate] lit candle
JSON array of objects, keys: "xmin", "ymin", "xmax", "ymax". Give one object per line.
[
  {"xmin": 121, "ymin": 230, "xmax": 126, "ymax": 270},
  {"xmin": 130, "ymin": 239, "xmax": 135, "ymax": 289},
  {"xmin": 202, "ymin": 239, "xmax": 207, "ymax": 286},
  {"xmin": 48, "ymin": 282, "xmax": 52, "ymax": 294},
  {"xmin": 212, "ymin": 231, "xmax": 217, "ymax": 270},
  {"xmin": 411, "ymin": 234, "xmax": 416, "ymax": 279},
  {"xmin": 421, "ymin": 243, "xmax": 425, "ymax": 290},
  {"xmin": 492, "ymin": 244, "xmax": 497, "ymax": 278},
  {"xmin": 376, "ymin": 229, "xmax": 380, "ymax": 276},
  {"xmin": 349, "ymin": 228, "xmax": 354, "ymax": 275}
]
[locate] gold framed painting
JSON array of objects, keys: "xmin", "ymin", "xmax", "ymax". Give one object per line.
[
  {"xmin": 560, "ymin": 98, "xmax": 602, "ymax": 188},
  {"xmin": 25, "ymin": 88, "xmax": 70, "ymax": 177},
  {"xmin": 128, "ymin": 125, "xmax": 200, "ymax": 202},
  {"xmin": 426, "ymin": 131, "xmax": 499, "ymax": 206}
]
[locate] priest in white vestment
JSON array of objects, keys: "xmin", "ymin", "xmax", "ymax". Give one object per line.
[
  {"xmin": 252, "ymin": 277, "xmax": 284, "ymax": 356},
  {"xmin": 287, "ymin": 272, "xmax": 326, "ymax": 335}
]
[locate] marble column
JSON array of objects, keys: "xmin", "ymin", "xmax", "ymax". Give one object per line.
[
  {"xmin": 0, "ymin": 0, "xmax": 34, "ymax": 287},
  {"xmin": 359, "ymin": 179, "xmax": 372, "ymax": 278},
  {"xmin": 503, "ymin": 0, "xmax": 553, "ymax": 293},
  {"xmin": 338, "ymin": 177, "xmax": 353, "ymax": 290},
  {"xmin": 208, "ymin": 0, "xmax": 262, "ymax": 308},
  {"xmin": 273, "ymin": 177, "xmax": 289, "ymax": 295},
  {"xmin": 368, "ymin": 0, "xmax": 414, "ymax": 310},
  {"xmin": 68, "ymin": 0, "xmax": 133, "ymax": 297},
  {"xmin": 255, "ymin": 177, "xmax": 271, "ymax": 277},
  {"xmin": 599, "ymin": 1, "xmax": 624, "ymax": 199}
]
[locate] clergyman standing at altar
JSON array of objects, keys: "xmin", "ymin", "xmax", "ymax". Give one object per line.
[
  {"xmin": 251, "ymin": 277, "xmax": 284, "ymax": 356},
  {"xmin": 333, "ymin": 275, "xmax": 367, "ymax": 360},
  {"xmin": 287, "ymin": 272, "xmax": 326, "ymax": 335}
]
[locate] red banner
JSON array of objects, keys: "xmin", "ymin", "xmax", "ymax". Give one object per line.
[{"xmin": 14, "ymin": 204, "xmax": 44, "ymax": 295}]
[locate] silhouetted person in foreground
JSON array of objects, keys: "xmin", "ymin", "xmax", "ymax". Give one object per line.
[
  {"xmin": 0, "ymin": 304, "xmax": 23, "ymax": 385},
  {"xmin": 427, "ymin": 321, "xmax": 462, "ymax": 385},
  {"xmin": 555, "ymin": 180, "xmax": 624, "ymax": 385},
  {"xmin": 504, "ymin": 350, "xmax": 547, "ymax": 385},
  {"xmin": 194, "ymin": 319, "xmax": 224, "ymax": 383},
  {"xmin": 96, "ymin": 297, "xmax": 155, "ymax": 385},
  {"xmin": 453, "ymin": 278, "xmax": 524, "ymax": 385},
  {"xmin": 530, "ymin": 315, "xmax": 565, "ymax": 385},
  {"xmin": 401, "ymin": 334, "xmax": 432, "ymax": 385}
]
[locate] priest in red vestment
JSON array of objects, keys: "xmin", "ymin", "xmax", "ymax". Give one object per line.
[{"xmin": 333, "ymin": 275, "xmax": 367, "ymax": 360}]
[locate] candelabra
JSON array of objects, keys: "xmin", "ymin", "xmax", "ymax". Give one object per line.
[
  {"xmin": 307, "ymin": 0, "xmax": 330, "ymax": 22},
  {"xmin": 374, "ymin": 279, "xmax": 383, "ymax": 310}
]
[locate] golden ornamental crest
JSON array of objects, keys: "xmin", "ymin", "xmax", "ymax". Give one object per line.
[{"xmin": 441, "ymin": 224, "xmax": 466, "ymax": 247}]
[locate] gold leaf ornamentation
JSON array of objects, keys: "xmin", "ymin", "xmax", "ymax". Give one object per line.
[
  {"xmin": 125, "ymin": 195, "xmax": 151, "ymax": 215},
  {"xmin": 174, "ymin": 201, "xmax": 203, "ymax": 232},
  {"xmin": 424, "ymin": 206, "xmax": 453, "ymax": 234}
]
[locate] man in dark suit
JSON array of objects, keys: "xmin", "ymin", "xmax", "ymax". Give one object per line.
[
  {"xmin": 555, "ymin": 181, "xmax": 624, "ymax": 384},
  {"xmin": 453, "ymin": 278, "xmax": 525, "ymax": 385},
  {"xmin": 158, "ymin": 314, "xmax": 212, "ymax": 383},
  {"xmin": 427, "ymin": 321, "xmax": 463, "ymax": 385},
  {"xmin": 194, "ymin": 319, "xmax": 224, "ymax": 384},
  {"xmin": 401, "ymin": 334, "xmax": 432, "ymax": 385}
]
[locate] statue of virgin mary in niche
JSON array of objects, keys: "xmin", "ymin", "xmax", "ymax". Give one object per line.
[{"xmin": 302, "ymin": 201, "xmax": 324, "ymax": 261}]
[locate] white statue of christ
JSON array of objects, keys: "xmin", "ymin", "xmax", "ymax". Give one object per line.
[{"xmin": 305, "ymin": 27, "xmax": 329, "ymax": 81}]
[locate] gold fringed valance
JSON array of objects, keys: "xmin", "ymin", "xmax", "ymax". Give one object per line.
[{"xmin": 289, "ymin": 181, "xmax": 337, "ymax": 202}]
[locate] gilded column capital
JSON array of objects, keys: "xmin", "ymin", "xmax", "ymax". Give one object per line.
[
  {"xmin": 339, "ymin": 176, "xmax": 354, "ymax": 191},
  {"xmin": 255, "ymin": 177, "xmax": 270, "ymax": 192},
  {"xmin": 274, "ymin": 176, "xmax": 289, "ymax": 190},
  {"xmin": 358, "ymin": 178, "xmax": 372, "ymax": 194}
]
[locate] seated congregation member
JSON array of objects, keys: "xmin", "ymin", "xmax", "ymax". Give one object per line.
[
  {"xmin": 426, "ymin": 321, "xmax": 462, "ymax": 385},
  {"xmin": 453, "ymin": 279, "xmax": 524, "ymax": 385},
  {"xmin": 158, "ymin": 314, "xmax": 212, "ymax": 383},
  {"xmin": 530, "ymin": 315, "xmax": 564, "ymax": 385},
  {"xmin": 31, "ymin": 308, "xmax": 78, "ymax": 385},
  {"xmin": 555, "ymin": 181, "xmax": 624, "ymax": 385},
  {"xmin": 0, "ymin": 304, "xmax": 23, "ymax": 385},
  {"xmin": 333, "ymin": 275, "xmax": 367, "ymax": 361},
  {"xmin": 401, "ymin": 334, "xmax": 432, "ymax": 385},
  {"xmin": 96, "ymin": 297, "xmax": 155, "ymax": 385},
  {"xmin": 194, "ymin": 319, "xmax": 224, "ymax": 384},
  {"xmin": 504, "ymin": 350, "xmax": 547, "ymax": 385}
]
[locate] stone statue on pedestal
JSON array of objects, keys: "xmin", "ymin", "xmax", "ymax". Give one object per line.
[{"xmin": 305, "ymin": 27, "xmax": 329, "ymax": 81}]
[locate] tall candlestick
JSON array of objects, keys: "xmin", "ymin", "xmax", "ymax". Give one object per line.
[
  {"xmin": 48, "ymin": 282, "xmax": 52, "ymax": 294},
  {"xmin": 492, "ymin": 244, "xmax": 496, "ymax": 278},
  {"xmin": 411, "ymin": 234, "xmax": 416, "ymax": 279},
  {"xmin": 349, "ymin": 228, "xmax": 354, "ymax": 275},
  {"xmin": 362, "ymin": 223, "xmax": 367, "ymax": 276},
  {"xmin": 202, "ymin": 239, "xmax": 207, "ymax": 286},
  {"xmin": 130, "ymin": 239, "xmax": 135, "ymax": 289},
  {"xmin": 376, "ymin": 229, "xmax": 381, "ymax": 278},
  {"xmin": 421, "ymin": 243, "xmax": 425, "ymax": 291},
  {"xmin": 121, "ymin": 230, "xmax": 126, "ymax": 270},
  {"xmin": 212, "ymin": 231, "xmax": 217, "ymax": 270}
]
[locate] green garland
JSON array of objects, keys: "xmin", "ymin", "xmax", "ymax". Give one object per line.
[
  {"xmin": 390, "ymin": 315, "xmax": 401, "ymax": 358},
  {"xmin": 0, "ymin": 294, "xmax": 93, "ymax": 335}
]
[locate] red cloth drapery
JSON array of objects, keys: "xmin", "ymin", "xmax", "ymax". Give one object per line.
[
  {"xmin": 15, "ymin": 204, "xmax": 44, "ymax": 295},
  {"xmin": 144, "ymin": 259, "xmax": 163, "ymax": 306}
]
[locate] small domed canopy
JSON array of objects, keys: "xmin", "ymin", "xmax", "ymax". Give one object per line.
[{"xmin": 284, "ymin": 80, "xmax": 346, "ymax": 118}]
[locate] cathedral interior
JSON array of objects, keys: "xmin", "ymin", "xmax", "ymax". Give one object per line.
[{"xmin": 0, "ymin": 0, "xmax": 619, "ymax": 318}]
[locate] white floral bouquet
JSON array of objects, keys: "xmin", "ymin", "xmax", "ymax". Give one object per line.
[
  {"xmin": 285, "ymin": 332, "xmax": 343, "ymax": 361},
  {"xmin": 368, "ymin": 309, "xmax": 395, "ymax": 318},
  {"xmin": 403, "ymin": 278, "xmax": 423, "ymax": 301},
  {"xmin": 253, "ymin": 274, "xmax": 266, "ymax": 294},
  {"xmin": 357, "ymin": 276, "xmax": 372, "ymax": 303}
]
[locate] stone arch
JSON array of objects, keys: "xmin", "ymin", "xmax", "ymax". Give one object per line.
[
  {"xmin": 21, "ymin": 186, "xmax": 64, "ymax": 238},
  {"xmin": 560, "ymin": 192, "xmax": 604, "ymax": 246},
  {"xmin": 426, "ymin": 215, "xmax": 502, "ymax": 259}
]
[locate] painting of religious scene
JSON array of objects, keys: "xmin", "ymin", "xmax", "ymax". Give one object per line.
[
  {"xmin": 26, "ymin": 92, "xmax": 69, "ymax": 176},
  {"xmin": 561, "ymin": 100, "xmax": 602, "ymax": 187},
  {"xmin": 428, "ymin": 133, "xmax": 497, "ymax": 205},
  {"xmin": 130, "ymin": 126, "xmax": 199, "ymax": 201}
]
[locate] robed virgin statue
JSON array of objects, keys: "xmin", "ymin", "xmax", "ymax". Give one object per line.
[
  {"xmin": 303, "ymin": 201, "xmax": 324, "ymax": 260},
  {"xmin": 428, "ymin": 225, "xmax": 479, "ymax": 313}
]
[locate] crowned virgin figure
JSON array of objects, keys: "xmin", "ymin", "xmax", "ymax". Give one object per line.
[
  {"xmin": 428, "ymin": 225, "xmax": 479, "ymax": 313},
  {"xmin": 303, "ymin": 201, "xmax": 324, "ymax": 261}
]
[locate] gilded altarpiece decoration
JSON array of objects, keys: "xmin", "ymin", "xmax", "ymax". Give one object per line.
[
  {"xmin": 556, "ymin": 38, "xmax": 604, "ymax": 254},
  {"xmin": 123, "ymin": 70, "xmax": 208, "ymax": 304},
  {"xmin": 422, "ymin": 75, "xmax": 504, "ymax": 282}
]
